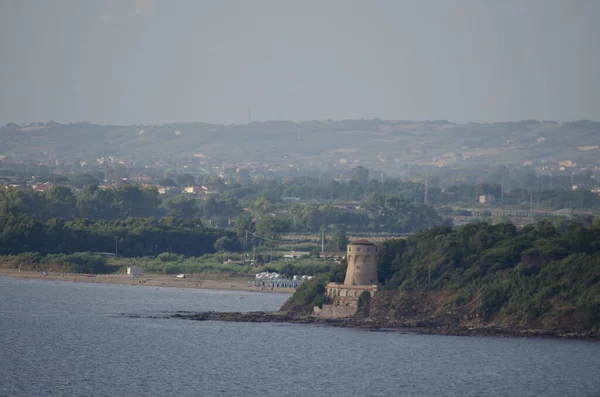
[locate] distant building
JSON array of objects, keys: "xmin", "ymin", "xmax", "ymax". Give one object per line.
[
  {"xmin": 314, "ymin": 240, "xmax": 378, "ymax": 319},
  {"xmin": 133, "ymin": 173, "xmax": 153, "ymax": 183},
  {"xmin": 559, "ymin": 160, "xmax": 576, "ymax": 168},
  {"xmin": 479, "ymin": 194, "xmax": 496, "ymax": 204},
  {"xmin": 183, "ymin": 186, "xmax": 199, "ymax": 194},
  {"xmin": 201, "ymin": 185, "xmax": 221, "ymax": 195},
  {"xmin": 282, "ymin": 251, "xmax": 310, "ymax": 259},
  {"xmin": 33, "ymin": 182, "xmax": 54, "ymax": 192},
  {"xmin": 127, "ymin": 267, "xmax": 144, "ymax": 276}
]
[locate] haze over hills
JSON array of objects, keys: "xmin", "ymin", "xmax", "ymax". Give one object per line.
[{"xmin": 2, "ymin": 119, "xmax": 599, "ymax": 176}]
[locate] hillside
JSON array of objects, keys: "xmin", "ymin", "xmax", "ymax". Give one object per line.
[
  {"xmin": 2, "ymin": 119, "xmax": 600, "ymax": 174},
  {"xmin": 281, "ymin": 219, "xmax": 600, "ymax": 339}
]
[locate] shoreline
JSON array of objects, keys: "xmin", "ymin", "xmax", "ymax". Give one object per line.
[
  {"xmin": 5, "ymin": 269, "xmax": 597, "ymax": 341},
  {"xmin": 0, "ymin": 269, "xmax": 295, "ymax": 294},
  {"xmin": 168, "ymin": 311, "xmax": 600, "ymax": 342}
]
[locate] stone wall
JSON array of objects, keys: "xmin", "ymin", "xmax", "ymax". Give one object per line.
[
  {"xmin": 314, "ymin": 303, "xmax": 358, "ymax": 319},
  {"xmin": 325, "ymin": 283, "xmax": 378, "ymax": 299},
  {"xmin": 314, "ymin": 283, "xmax": 378, "ymax": 319}
]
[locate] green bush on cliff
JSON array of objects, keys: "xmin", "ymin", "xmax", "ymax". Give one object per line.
[
  {"xmin": 375, "ymin": 219, "xmax": 600, "ymax": 329},
  {"xmin": 357, "ymin": 291, "xmax": 372, "ymax": 317},
  {"xmin": 280, "ymin": 275, "xmax": 327, "ymax": 314}
]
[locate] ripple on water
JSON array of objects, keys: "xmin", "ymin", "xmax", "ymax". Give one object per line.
[{"xmin": 1, "ymin": 277, "xmax": 599, "ymax": 397}]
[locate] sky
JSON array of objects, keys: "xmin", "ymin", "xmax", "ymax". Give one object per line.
[{"xmin": 0, "ymin": 0, "xmax": 599, "ymax": 125}]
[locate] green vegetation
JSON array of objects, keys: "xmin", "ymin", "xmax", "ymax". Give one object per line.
[
  {"xmin": 263, "ymin": 259, "xmax": 332, "ymax": 278},
  {"xmin": 357, "ymin": 291, "xmax": 372, "ymax": 317},
  {"xmin": 0, "ymin": 214, "xmax": 231, "ymax": 259},
  {"xmin": 283, "ymin": 217, "xmax": 599, "ymax": 333},
  {"xmin": 280, "ymin": 275, "xmax": 328, "ymax": 314},
  {"xmin": 1, "ymin": 252, "xmax": 109, "ymax": 273},
  {"xmin": 3, "ymin": 120, "xmax": 600, "ymax": 174},
  {"xmin": 375, "ymin": 219, "xmax": 600, "ymax": 329},
  {"xmin": 111, "ymin": 254, "xmax": 254, "ymax": 276}
]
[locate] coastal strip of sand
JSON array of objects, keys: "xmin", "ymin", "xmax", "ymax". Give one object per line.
[{"xmin": 0, "ymin": 269, "xmax": 295, "ymax": 294}]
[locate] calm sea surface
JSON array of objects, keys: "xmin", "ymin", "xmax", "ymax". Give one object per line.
[{"xmin": 1, "ymin": 277, "xmax": 599, "ymax": 397}]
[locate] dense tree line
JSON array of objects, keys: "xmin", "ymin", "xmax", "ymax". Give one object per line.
[
  {"xmin": 285, "ymin": 218, "xmax": 600, "ymax": 329},
  {"xmin": 377, "ymin": 219, "xmax": 600, "ymax": 328},
  {"xmin": 445, "ymin": 183, "xmax": 600, "ymax": 209},
  {"xmin": 0, "ymin": 185, "xmax": 242, "ymax": 223},
  {"xmin": 0, "ymin": 214, "xmax": 231, "ymax": 258},
  {"xmin": 220, "ymin": 166, "xmax": 600, "ymax": 210}
]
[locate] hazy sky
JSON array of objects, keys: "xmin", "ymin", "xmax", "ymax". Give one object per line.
[{"xmin": 1, "ymin": 0, "xmax": 599, "ymax": 125}]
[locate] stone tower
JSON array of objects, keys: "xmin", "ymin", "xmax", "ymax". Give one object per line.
[
  {"xmin": 314, "ymin": 239, "xmax": 378, "ymax": 319},
  {"xmin": 344, "ymin": 239, "xmax": 377, "ymax": 286}
]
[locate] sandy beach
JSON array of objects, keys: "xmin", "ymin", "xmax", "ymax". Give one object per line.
[{"xmin": 0, "ymin": 269, "xmax": 296, "ymax": 294}]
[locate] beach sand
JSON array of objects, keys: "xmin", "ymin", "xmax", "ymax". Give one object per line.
[{"xmin": 0, "ymin": 269, "xmax": 296, "ymax": 294}]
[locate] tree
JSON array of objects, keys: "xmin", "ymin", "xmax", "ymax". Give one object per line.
[
  {"xmin": 214, "ymin": 236, "xmax": 240, "ymax": 252},
  {"xmin": 45, "ymin": 186, "xmax": 76, "ymax": 219},
  {"xmin": 326, "ymin": 229, "xmax": 348, "ymax": 251},
  {"xmin": 77, "ymin": 185, "xmax": 120, "ymax": 220},
  {"xmin": 249, "ymin": 196, "xmax": 273, "ymax": 215},
  {"xmin": 70, "ymin": 173, "xmax": 100, "ymax": 188},
  {"xmin": 158, "ymin": 178, "xmax": 176, "ymax": 187},
  {"xmin": 255, "ymin": 215, "xmax": 290, "ymax": 242},
  {"xmin": 234, "ymin": 212, "xmax": 255, "ymax": 247},
  {"xmin": 114, "ymin": 185, "xmax": 160, "ymax": 218},
  {"xmin": 165, "ymin": 195, "xmax": 199, "ymax": 219},
  {"xmin": 351, "ymin": 166, "xmax": 369, "ymax": 185},
  {"xmin": 175, "ymin": 173, "xmax": 196, "ymax": 187}
]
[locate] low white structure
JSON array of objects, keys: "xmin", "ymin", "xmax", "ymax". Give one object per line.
[
  {"xmin": 282, "ymin": 251, "xmax": 310, "ymax": 259},
  {"xmin": 127, "ymin": 267, "xmax": 144, "ymax": 276},
  {"xmin": 255, "ymin": 271, "xmax": 282, "ymax": 280}
]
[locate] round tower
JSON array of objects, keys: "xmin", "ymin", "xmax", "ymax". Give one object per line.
[{"xmin": 344, "ymin": 239, "xmax": 377, "ymax": 286}]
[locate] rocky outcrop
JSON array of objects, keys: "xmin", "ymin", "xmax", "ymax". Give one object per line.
[
  {"xmin": 169, "ymin": 309, "xmax": 599, "ymax": 340},
  {"xmin": 168, "ymin": 289, "xmax": 600, "ymax": 341},
  {"xmin": 171, "ymin": 311, "xmax": 319, "ymax": 325}
]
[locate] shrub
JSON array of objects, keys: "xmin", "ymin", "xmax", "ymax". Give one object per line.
[
  {"xmin": 157, "ymin": 252, "xmax": 184, "ymax": 262},
  {"xmin": 357, "ymin": 291, "xmax": 372, "ymax": 317}
]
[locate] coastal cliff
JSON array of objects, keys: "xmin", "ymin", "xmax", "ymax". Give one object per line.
[
  {"xmin": 170, "ymin": 287, "xmax": 600, "ymax": 340},
  {"xmin": 172, "ymin": 220, "xmax": 600, "ymax": 340}
]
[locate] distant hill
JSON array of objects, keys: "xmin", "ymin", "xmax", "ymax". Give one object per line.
[{"xmin": 1, "ymin": 119, "xmax": 599, "ymax": 174}]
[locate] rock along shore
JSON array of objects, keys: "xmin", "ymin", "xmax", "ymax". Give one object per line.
[{"xmin": 169, "ymin": 311, "xmax": 600, "ymax": 341}]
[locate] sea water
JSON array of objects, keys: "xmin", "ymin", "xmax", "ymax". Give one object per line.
[{"xmin": 1, "ymin": 277, "xmax": 599, "ymax": 397}]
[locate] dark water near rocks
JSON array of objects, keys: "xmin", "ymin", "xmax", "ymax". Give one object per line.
[{"xmin": 1, "ymin": 277, "xmax": 599, "ymax": 397}]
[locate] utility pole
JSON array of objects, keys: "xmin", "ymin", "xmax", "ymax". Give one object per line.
[
  {"xmin": 114, "ymin": 236, "xmax": 119, "ymax": 257},
  {"xmin": 529, "ymin": 191, "xmax": 533, "ymax": 219},
  {"xmin": 501, "ymin": 172, "xmax": 504, "ymax": 206},
  {"xmin": 321, "ymin": 229, "xmax": 325, "ymax": 253},
  {"xmin": 571, "ymin": 172, "xmax": 574, "ymax": 188},
  {"xmin": 537, "ymin": 173, "xmax": 540, "ymax": 210}
]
